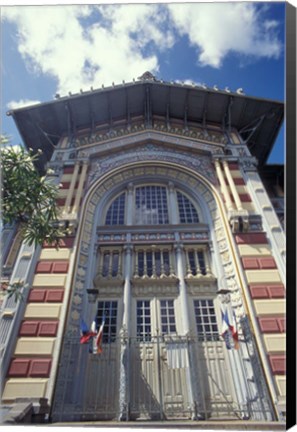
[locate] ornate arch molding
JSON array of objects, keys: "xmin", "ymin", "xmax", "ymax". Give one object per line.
[
  {"xmin": 64, "ymin": 161, "xmax": 244, "ymax": 338},
  {"xmin": 86, "ymin": 138, "xmax": 219, "ymax": 188}
]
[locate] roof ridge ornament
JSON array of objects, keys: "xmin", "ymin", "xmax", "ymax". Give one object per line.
[{"xmin": 137, "ymin": 71, "xmax": 157, "ymax": 81}]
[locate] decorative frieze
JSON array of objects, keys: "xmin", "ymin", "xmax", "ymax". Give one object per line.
[
  {"xmin": 73, "ymin": 122, "xmax": 227, "ymax": 151},
  {"xmin": 132, "ymin": 283, "xmax": 179, "ymax": 297},
  {"xmin": 88, "ymin": 143, "xmax": 217, "ymax": 187}
]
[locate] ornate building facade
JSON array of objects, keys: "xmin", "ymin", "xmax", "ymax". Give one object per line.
[{"xmin": 1, "ymin": 73, "xmax": 285, "ymax": 425}]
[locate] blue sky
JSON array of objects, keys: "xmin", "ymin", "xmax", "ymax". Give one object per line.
[{"xmin": 1, "ymin": 2, "xmax": 285, "ymax": 163}]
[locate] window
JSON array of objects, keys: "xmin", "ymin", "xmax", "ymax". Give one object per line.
[
  {"xmin": 194, "ymin": 299, "xmax": 219, "ymax": 341},
  {"xmin": 186, "ymin": 249, "xmax": 207, "ymax": 276},
  {"xmin": 100, "ymin": 249, "xmax": 121, "ymax": 278},
  {"xmin": 97, "ymin": 301, "xmax": 118, "ymax": 343},
  {"xmin": 136, "ymin": 300, "xmax": 151, "ymax": 341},
  {"xmin": 135, "ymin": 186, "xmax": 169, "ymax": 225},
  {"xmin": 177, "ymin": 191, "xmax": 199, "ymax": 223},
  {"xmin": 160, "ymin": 300, "xmax": 176, "ymax": 335},
  {"xmin": 105, "ymin": 193, "xmax": 125, "ymax": 225},
  {"xmin": 135, "ymin": 248, "xmax": 172, "ymax": 278}
]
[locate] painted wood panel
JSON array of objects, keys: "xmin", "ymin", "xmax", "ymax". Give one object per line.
[
  {"xmin": 39, "ymin": 248, "xmax": 70, "ymax": 260},
  {"xmin": 32, "ymin": 274, "xmax": 67, "ymax": 287},
  {"xmin": 14, "ymin": 338, "xmax": 56, "ymax": 356},
  {"xmin": 2, "ymin": 378, "xmax": 49, "ymax": 401},
  {"xmin": 238, "ymin": 245, "xmax": 271, "ymax": 256},
  {"xmin": 245, "ymin": 270, "xmax": 282, "ymax": 284},
  {"xmin": 24, "ymin": 304, "xmax": 62, "ymax": 319},
  {"xmin": 263, "ymin": 334, "xmax": 286, "ymax": 353},
  {"xmin": 253, "ymin": 299, "xmax": 285, "ymax": 316}
]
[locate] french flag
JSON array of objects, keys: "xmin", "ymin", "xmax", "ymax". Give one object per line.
[
  {"xmin": 80, "ymin": 319, "xmax": 97, "ymax": 345},
  {"xmin": 92, "ymin": 314, "xmax": 106, "ymax": 354},
  {"xmin": 220, "ymin": 304, "xmax": 239, "ymax": 350}
]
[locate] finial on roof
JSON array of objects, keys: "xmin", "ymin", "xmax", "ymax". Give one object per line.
[{"xmin": 137, "ymin": 71, "xmax": 157, "ymax": 81}]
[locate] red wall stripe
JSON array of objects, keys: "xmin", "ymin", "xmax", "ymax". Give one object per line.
[
  {"xmin": 52, "ymin": 262, "xmax": 69, "ymax": 273},
  {"xmin": 46, "ymin": 290, "xmax": 64, "ymax": 303},
  {"xmin": 233, "ymin": 177, "xmax": 246, "ymax": 185},
  {"xmin": 29, "ymin": 359, "xmax": 52, "ymax": 377},
  {"xmin": 28, "ymin": 289, "xmax": 64, "ymax": 303},
  {"xmin": 235, "ymin": 233, "xmax": 268, "ymax": 244},
  {"xmin": 35, "ymin": 262, "xmax": 53, "ymax": 273},
  {"xmin": 35, "ymin": 261, "xmax": 69, "ymax": 274},
  {"xmin": 268, "ymin": 355, "xmax": 286, "ymax": 374},
  {"xmin": 249, "ymin": 285, "xmax": 285, "ymax": 299},
  {"xmin": 19, "ymin": 320, "xmax": 59, "ymax": 337},
  {"xmin": 258, "ymin": 317, "xmax": 286, "ymax": 333},
  {"xmin": 228, "ymin": 162, "xmax": 239, "ymax": 170},
  {"xmin": 242, "ymin": 257, "xmax": 277, "ymax": 270},
  {"xmin": 8, "ymin": 358, "xmax": 52, "ymax": 378},
  {"xmin": 239, "ymin": 193, "xmax": 252, "ymax": 202},
  {"xmin": 42, "ymin": 237, "xmax": 75, "ymax": 248},
  {"xmin": 63, "ymin": 166, "xmax": 75, "ymax": 174}
]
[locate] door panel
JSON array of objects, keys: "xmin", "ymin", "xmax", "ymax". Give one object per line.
[
  {"xmin": 83, "ymin": 344, "xmax": 119, "ymax": 420},
  {"xmin": 129, "ymin": 339, "xmax": 191, "ymax": 419},
  {"xmin": 195, "ymin": 341, "xmax": 238, "ymax": 418}
]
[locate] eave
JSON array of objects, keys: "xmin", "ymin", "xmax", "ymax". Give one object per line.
[{"xmin": 7, "ymin": 79, "xmax": 284, "ymax": 173}]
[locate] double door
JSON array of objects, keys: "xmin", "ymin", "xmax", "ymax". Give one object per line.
[
  {"xmin": 129, "ymin": 297, "xmax": 193, "ymax": 419},
  {"xmin": 129, "ymin": 296, "xmax": 238, "ymax": 420}
]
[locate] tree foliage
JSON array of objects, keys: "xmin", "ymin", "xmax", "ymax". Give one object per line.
[{"xmin": 1, "ymin": 140, "xmax": 64, "ymax": 247}]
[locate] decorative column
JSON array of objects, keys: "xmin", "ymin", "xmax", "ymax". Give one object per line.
[
  {"xmin": 119, "ymin": 243, "xmax": 133, "ymax": 420},
  {"xmin": 63, "ymin": 161, "xmax": 80, "ymax": 214},
  {"xmin": 122, "ymin": 244, "xmax": 132, "ymax": 333},
  {"xmin": 174, "ymin": 243, "xmax": 190, "ymax": 333},
  {"xmin": 222, "ymin": 160, "xmax": 243, "ymax": 211},
  {"xmin": 168, "ymin": 182, "xmax": 179, "ymax": 224},
  {"xmin": 203, "ymin": 248, "xmax": 212, "ymax": 276},
  {"xmin": 214, "ymin": 159, "xmax": 234, "ymax": 211},
  {"xmin": 126, "ymin": 183, "xmax": 134, "ymax": 226},
  {"xmin": 174, "ymin": 242, "xmax": 198, "ymax": 419},
  {"xmin": 72, "ymin": 160, "xmax": 88, "ymax": 215}
]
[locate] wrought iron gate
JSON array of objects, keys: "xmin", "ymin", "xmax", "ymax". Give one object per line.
[
  {"xmin": 51, "ymin": 335, "xmax": 274, "ymax": 422},
  {"xmin": 129, "ymin": 336, "xmax": 192, "ymax": 420}
]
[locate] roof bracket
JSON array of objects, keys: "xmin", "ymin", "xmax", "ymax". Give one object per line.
[
  {"xmin": 65, "ymin": 102, "xmax": 74, "ymax": 142},
  {"xmin": 202, "ymin": 92, "xmax": 209, "ymax": 130},
  {"xmin": 89, "ymin": 111, "xmax": 95, "ymax": 138},
  {"xmin": 166, "ymin": 103, "xmax": 170, "ymax": 130},
  {"xmin": 184, "ymin": 105, "xmax": 188, "ymax": 130},
  {"xmin": 126, "ymin": 89, "xmax": 131, "ymax": 130},
  {"xmin": 239, "ymin": 114, "xmax": 266, "ymax": 144},
  {"xmin": 223, "ymin": 96, "xmax": 234, "ymax": 132},
  {"xmin": 146, "ymin": 85, "xmax": 152, "ymax": 127}
]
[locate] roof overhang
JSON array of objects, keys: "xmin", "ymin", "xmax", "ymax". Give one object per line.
[{"xmin": 7, "ymin": 79, "xmax": 284, "ymax": 172}]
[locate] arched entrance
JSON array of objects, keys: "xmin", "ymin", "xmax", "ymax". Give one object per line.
[{"xmin": 51, "ymin": 162, "xmax": 272, "ymax": 422}]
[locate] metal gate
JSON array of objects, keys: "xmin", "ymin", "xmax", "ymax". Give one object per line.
[
  {"xmin": 129, "ymin": 336, "xmax": 192, "ymax": 420},
  {"xmin": 51, "ymin": 336, "xmax": 273, "ymax": 422},
  {"xmin": 82, "ymin": 343, "xmax": 120, "ymax": 419}
]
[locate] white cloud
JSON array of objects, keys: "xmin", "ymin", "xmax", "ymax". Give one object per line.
[
  {"xmin": 167, "ymin": 3, "xmax": 282, "ymax": 68},
  {"xmin": 2, "ymin": 5, "xmax": 173, "ymax": 95},
  {"xmin": 7, "ymin": 99, "xmax": 41, "ymax": 110},
  {"xmin": 2, "ymin": 3, "xmax": 282, "ymax": 95}
]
